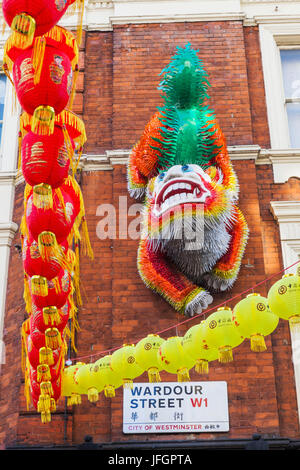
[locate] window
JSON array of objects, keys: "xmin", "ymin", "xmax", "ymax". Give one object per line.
[{"xmin": 280, "ymin": 49, "xmax": 300, "ymax": 148}]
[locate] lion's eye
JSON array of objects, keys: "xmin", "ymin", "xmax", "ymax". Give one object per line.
[
  {"xmin": 159, "ymin": 172, "xmax": 165, "ymax": 180},
  {"xmin": 182, "ymin": 164, "xmax": 190, "ymax": 172}
]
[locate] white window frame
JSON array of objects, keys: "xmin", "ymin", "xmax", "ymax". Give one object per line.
[{"xmin": 259, "ymin": 22, "xmax": 300, "ymax": 149}]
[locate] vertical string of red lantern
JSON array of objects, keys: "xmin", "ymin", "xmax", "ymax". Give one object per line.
[{"xmin": 2, "ymin": 0, "xmax": 93, "ymax": 423}]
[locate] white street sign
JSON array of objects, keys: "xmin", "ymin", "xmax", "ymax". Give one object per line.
[{"xmin": 123, "ymin": 381, "xmax": 229, "ymax": 434}]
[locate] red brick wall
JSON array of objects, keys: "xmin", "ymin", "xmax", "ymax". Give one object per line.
[{"xmin": 1, "ymin": 22, "xmax": 299, "ymax": 447}]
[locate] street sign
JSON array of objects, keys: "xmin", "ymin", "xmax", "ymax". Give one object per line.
[{"xmin": 123, "ymin": 381, "xmax": 229, "ymax": 434}]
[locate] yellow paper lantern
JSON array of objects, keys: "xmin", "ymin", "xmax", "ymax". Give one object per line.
[
  {"xmin": 268, "ymin": 273, "xmax": 300, "ymax": 331},
  {"xmin": 110, "ymin": 344, "xmax": 144, "ymax": 388},
  {"xmin": 157, "ymin": 336, "xmax": 195, "ymax": 382},
  {"xmin": 135, "ymin": 334, "xmax": 165, "ymax": 382},
  {"xmin": 233, "ymin": 293, "xmax": 279, "ymax": 352},
  {"xmin": 202, "ymin": 307, "xmax": 244, "ymax": 363},
  {"xmin": 92, "ymin": 355, "xmax": 122, "ymax": 398},
  {"xmin": 182, "ymin": 322, "xmax": 219, "ymax": 375},
  {"xmin": 61, "ymin": 362, "xmax": 85, "ymax": 406},
  {"xmin": 74, "ymin": 363, "xmax": 100, "ymax": 403}
]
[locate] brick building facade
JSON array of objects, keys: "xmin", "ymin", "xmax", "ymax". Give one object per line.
[{"xmin": 1, "ymin": 0, "xmax": 300, "ymax": 449}]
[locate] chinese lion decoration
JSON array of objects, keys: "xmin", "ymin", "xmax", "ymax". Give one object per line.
[{"xmin": 128, "ymin": 45, "xmax": 249, "ymax": 317}]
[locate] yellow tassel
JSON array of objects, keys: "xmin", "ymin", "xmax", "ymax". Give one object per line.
[
  {"xmin": 38, "ymin": 231, "xmax": 71, "ymax": 271},
  {"xmin": 32, "ymin": 36, "xmax": 46, "ymax": 85},
  {"xmin": 37, "ymin": 364, "xmax": 51, "ymax": 383},
  {"xmin": 76, "ymin": 0, "xmax": 85, "ymax": 47},
  {"xmin": 45, "ymin": 328, "xmax": 62, "ymax": 350},
  {"xmin": 289, "ymin": 315, "xmax": 300, "ymax": 333},
  {"xmin": 177, "ymin": 368, "xmax": 190, "ymax": 382},
  {"xmin": 40, "ymin": 411, "xmax": 51, "ymax": 424},
  {"xmin": 23, "ymin": 275, "xmax": 32, "ymax": 314},
  {"xmin": 218, "ymin": 346, "xmax": 233, "ymax": 364},
  {"xmin": 43, "ymin": 306, "xmax": 61, "ymax": 327},
  {"xmin": 52, "ymin": 276, "xmax": 62, "ymax": 294},
  {"xmin": 39, "ymin": 347, "xmax": 54, "ymax": 366},
  {"xmin": 147, "ymin": 367, "xmax": 161, "ymax": 383},
  {"xmin": 123, "ymin": 379, "xmax": 133, "ymax": 389},
  {"xmin": 55, "ymin": 187, "xmax": 67, "ymax": 219},
  {"xmin": 32, "ymin": 106, "xmax": 55, "ymax": 136},
  {"xmin": 11, "ymin": 13, "xmax": 36, "ymax": 49},
  {"xmin": 24, "ymin": 362, "xmax": 31, "ymax": 411},
  {"xmin": 62, "ymin": 124, "xmax": 75, "ymax": 174},
  {"xmin": 250, "ymin": 334, "xmax": 267, "ymax": 353},
  {"xmin": 40, "ymin": 381, "xmax": 54, "ymax": 397},
  {"xmin": 104, "ymin": 385, "xmax": 115, "ymax": 398},
  {"xmin": 31, "ymin": 275, "xmax": 48, "ymax": 297},
  {"xmin": 88, "ymin": 387, "xmax": 99, "ymax": 403},
  {"xmin": 67, "ymin": 393, "xmax": 81, "ymax": 406},
  {"xmin": 195, "ymin": 359, "xmax": 209, "ymax": 375},
  {"xmin": 20, "ymin": 215, "xmax": 29, "ymax": 240},
  {"xmin": 37, "ymin": 393, "xmax": 51, "ymax": 412},
  {"xmin": 80, "ymin": 217, "xmax": 94, "ymax": 260},
  {"xmin": 33, "ymin": 184, "xmax": 53, "ymax": 210},
  {"xmin": 73, "ymin": 244, "xmax": 82, "ymax": 306}
]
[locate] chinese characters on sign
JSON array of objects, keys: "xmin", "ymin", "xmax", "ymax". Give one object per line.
[{"xmin": 123, "ymin": 381, "xmax": 229, "ymax": 434}]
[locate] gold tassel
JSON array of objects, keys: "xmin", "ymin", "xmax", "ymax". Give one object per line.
[
  {"xmin": 37, "ymin": 364, "xmax": 51, "ymax": 383},
  {"xmin": 250, "ymin": 334, "xmax": 267, "ymax": 353},
  {"xmin": 32, "ymin": 184, "xmax": 53, "ymax": 210},
  {"xmin": 37, "ymin": 393, "xmax": 51, "ymax": 413},
  {"xmin": 80, "ymin": 217, "xmax": 94, "ymax": 260},
  {"xmin": 39, "ymin": 347, "xmax": 54, "ymax": 366},
  {"xmin": 23, "ymin": 275, "xmax": 32, "ymax": 314},
  {"xmin": 195, "ymin": 359, "xmax": 209, "ymax": 375},
  {"xmin": 31, "ymin": 275, "xmax": 48, "ymax": 297},
  {"xmin": 38, "ymin": 231, "xmax": 71, "ymax": 271},
  {"xmin": 11, "ymin": 13, "xmax": 36, "ymax": 49},
  {"xmin": 52, "ymin": 276, "xmax": 62, "ymax": 294},
  {"xmin": 50, "ymin": 398, "xmax": 56, "ymax": 413},
  {"xmin": 76, "ymin": 0, "xmax": 85, "ymax": 47},
  {"xmin": 40, "ymin": 381, "xmax": 54, "ymax": 397},
  {"xmin": 147, "ymin": 367, "xmax": 161, "ymax": 383},
  {"xmin": 123, "ymin": 379, "xmax": 133, "ymax": 389},
  {"xmin": 73, "ymin": 244, "xmax": 82, "ymax": 306},
  {"xmin": 218, "ymin": 346, "xmax": 233, "ymax": 364},
  {"xmin": 45, "ymin": 328, "xmax": 62, "ymax": 350},
  {"xmin": 32, "ymin": 36, "xmax": 46, "ymax": 85},
  {"xmin": 62, "ymin": 124, "xmax": 75, "ymax": 174},
  {"xmin": 104, "ymin": 385, "xmax": 115, "ymax": 398},
  {"xmin": 40, "ymin": 411, "xmax": 51, "ymax": 424},
  {"xmin": 177, "ymin": 368, "xmax": 190, "ymax": 382},
  {"xmin": 43, "ymin": 306, "xmax": 61, "ymax": 326},
  {"xmin": 67, "ymin": 393, "xmax": 81, "ymax": 406},
  {"xmin": 289, "ymin": 315, "xmax": 300, "ymax": 333},
  {"xmin": 32, "ymin": 106, "xmax": 55, "ymax": 136},
  {"xmin": 88, "ymin": 387, "xmax": 99, "ymax": 403}
]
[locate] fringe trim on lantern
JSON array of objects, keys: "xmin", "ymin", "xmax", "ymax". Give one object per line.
[
  {"xmin": 40, "ymin": 381, "xmax": 54, "ymax": 397},
  {"xmin": 289, "ymin": 315, "xmax": 300, "ymax": 333},
  {"xmin": 177, "ymin": 368, "xmax": 190, "ymax": 382},
  {"xmin": 37, "ymin": 364, "xmax": 51, "ymax": 383},
  {"xmin": 32, "ymin": 106, "xmax": 55, "ymax": 136},
  {"xmin": 195, "ymin": 359, "xmax": 209, "ymax": 375},
  {"xmin": 104, "ymin": 385, "xmax": 115, "ymax": 398},
  {"xmin": 10, "ymin": 13, "xmax": 36, "ymax": 49},
  {"xmin": 218, "ymin": 345, "xmax": 233, "ymax": 364},
  {"xmin": 45, "ymin": 328, "xmax": 62, "ymax": 350},
  {"xmin": 43, "ymin": 306, "xmax": 61, "ymax": 326},
  {"xmin": 147, "ymin": 367, "xmax": 161, "ymax": 383},
  {"xmin": 67, "ymin": 393, "xmax": 81, "ymax": 406},
  {"xmin": 32, "ymin": 36, "xmax": 46, "ymax": 85},
  {"xmin": 43, "ymin": 26, "xmax": 79, "ymax": 70},
  {"xmin": 57, "ymin": 111, "xmax": 87, "ymax": 147},
  {"xmin": 88, "ymin": 387, "xmax": 99, "ymax": 403},
  {"xmin": 123, "ymin": 379, "xmax": 133, "ymax": 389},
  {"xmin": 38, "ymin": 231, "xmax": 72, "ymax": 272},
  {"xmin": 39, "ymin": 347, "xmax": 55, "ymax": 366},
  {"xmin": 250, "ymin": 334, "xmax": 267, "ymax": 353},
  {"xmin": 33, "ymin": 184, "xmax": 53, "ymax": 210},
  {"xmin": 31, "ymin": 275, "xmax": 48, "ymax": 297}
]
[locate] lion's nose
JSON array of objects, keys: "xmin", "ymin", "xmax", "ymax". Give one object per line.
[{"xmin": 162, "ymin": 165, "xmax": 186, "ymax": 183}]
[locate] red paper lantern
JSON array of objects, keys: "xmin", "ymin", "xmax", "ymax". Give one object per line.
[
  {"xmin": 25, "ymin": 186, "xmax": 79, "ymax": 244},
  {"xmin": 22, "ymin": 234, "xmax": 69, "ymax": 280},
  {"xmin": 30, "ymin": 358, "xmax": 64, "ymax": 383},
  {"xmin": 31, "ymin": 302, "xmax": 70, "ymax": 333},
  {"xmin": 21, "ymin": 126, "xmax": 72, "ymax": 188},
  {"xmin": 30, "ymin": 269, "xmax": 72, "ymax": 309},
  {"xmin": 2, "ymin": 0, "xmax": 76, "ymax": 44},
  {"xmin": 29, "ymin": 366, "xmax": 62, "ymax": 401},
  {"xmin": 26, "ymin": 334, "xmax": 61, "ymax": 368}
]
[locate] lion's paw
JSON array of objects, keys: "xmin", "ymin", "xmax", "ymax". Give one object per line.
[{"xmin": 185, "ymin": 290, "xmax": 213, "ymax": 317}]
